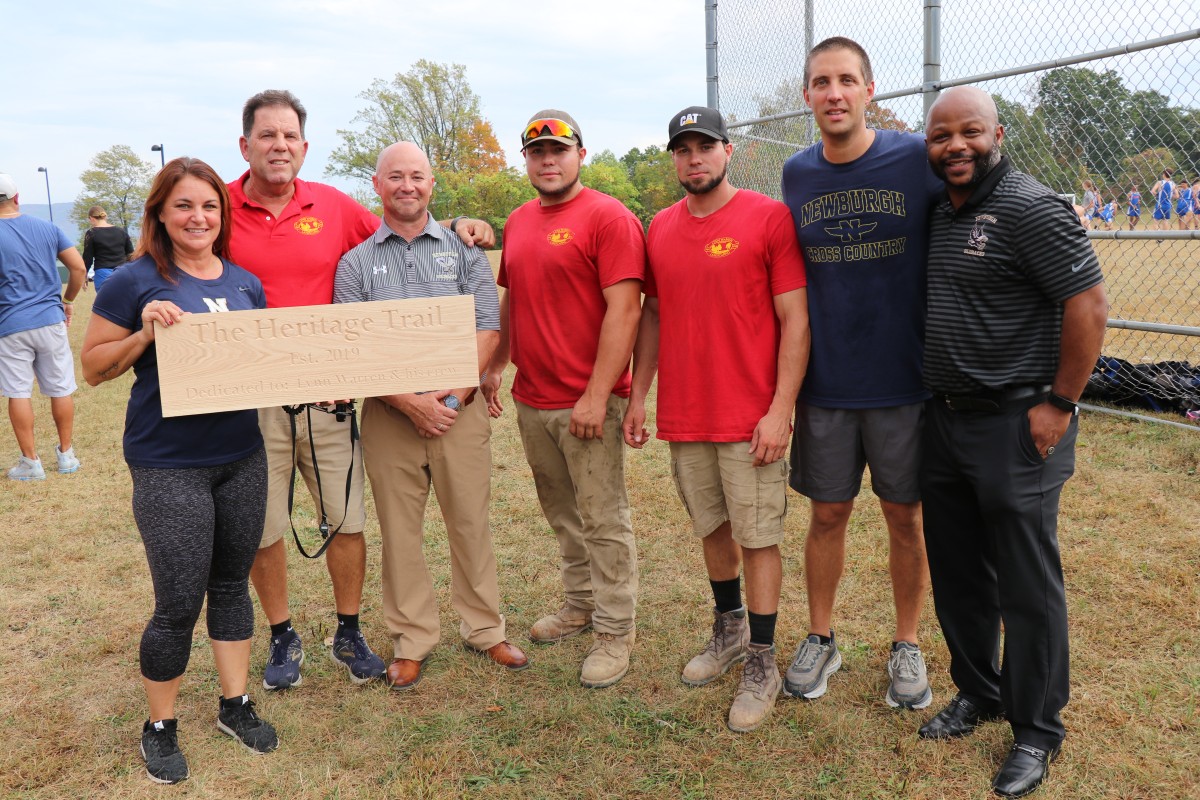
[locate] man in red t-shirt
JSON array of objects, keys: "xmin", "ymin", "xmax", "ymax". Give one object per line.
[
  {"xmin": 482, "ymin": 110, "xmax": 644, "ymax": 689},
  {"xmin": 623, "ymin": 106, "xmax": 809, "ymax": 732},
  {"xmin": 227, "ymin": 90, "xmax": 493, "ymax": 693}
]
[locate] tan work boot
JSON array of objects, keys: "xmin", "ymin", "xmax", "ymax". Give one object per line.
[
  {"xmin": 727, "ymin": 643, "xmax": 781, "ymax": 732},
  {"xmin": 530, "ymin": 603, "xmax": 593, "ymax": 643},
  {"xmin": 580, "ymin": 629, "xmax": 635, "ymax": 688},
  {"xmin": 682, "ymin": 606, "xmax": 749, "ymax": 687}
]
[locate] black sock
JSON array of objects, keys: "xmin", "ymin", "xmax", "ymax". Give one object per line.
[
  {"xmin": 748, "ymin": 611, "xmax": 777, "ymax": 647},
  {"xmin": 220, "ymin": 693, "xmax": 249, "ymax": 708},
  {"xmin": 337, "ymin": 613, "xmax": 359, "ymax": 631},
  {"xmin": 270, "ymin": 620, "xmax": 293, "ymax": 639},
  {"xmin": 811, "ymin": 630, "xmax": 833, "ymax": 645},
  {"xmin": 710, "ymin": 577, "xmax": 742, "ymax": 614}
]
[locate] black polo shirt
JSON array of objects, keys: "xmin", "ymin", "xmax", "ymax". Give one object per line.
[{"xmin": 923, "ymin": 156, "xmax": 1103, "ymax": 395}]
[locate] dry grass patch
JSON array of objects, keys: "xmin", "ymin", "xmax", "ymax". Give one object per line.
[{"xmin": 1, "ymin": 289, "xmax": 1198, "ymax": 799}]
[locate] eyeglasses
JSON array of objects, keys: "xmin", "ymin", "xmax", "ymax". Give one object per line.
[{"xmin": 522, "ymin": 118, "xmax": 576, "ymax": 146}]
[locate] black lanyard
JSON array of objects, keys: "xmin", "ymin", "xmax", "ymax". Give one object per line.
[{"xmin": 283, "ymin": 402, "xmax": 358, "ymax": 559}]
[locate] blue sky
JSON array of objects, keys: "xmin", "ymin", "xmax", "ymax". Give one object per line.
[{"xmin": 4, "ymin": 0, "xmax": 706, "ymax": 204}]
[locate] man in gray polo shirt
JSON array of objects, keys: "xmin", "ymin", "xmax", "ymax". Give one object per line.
[{"xmin": 333, "ymin": 141, "xmax": 528, "ymax": 691}]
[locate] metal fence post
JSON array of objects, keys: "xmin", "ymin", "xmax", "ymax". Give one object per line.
[
  {"xmin": 706, "ymin": 0, "xmax": 719, "ymax": 108},
  {"xmin": 923, "ymin": 0, "xmax": 942, "ymax": 122}
]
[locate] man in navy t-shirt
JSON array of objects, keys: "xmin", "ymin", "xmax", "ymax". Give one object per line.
[
  {"xmin": 0, "ymin": 174, "xmax": 87, "ymax": 480},
  {"xmin": 779, "ymin": 38, "xmax": 942, "ymax": 710}
]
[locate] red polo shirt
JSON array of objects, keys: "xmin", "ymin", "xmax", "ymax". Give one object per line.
[{"xmin": 227, "ymin": 172, "xmax": 379, "ymax": 308}]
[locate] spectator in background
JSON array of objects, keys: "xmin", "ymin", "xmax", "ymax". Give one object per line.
[
  {"xmin": 81, "ymin": 157, "xmax": 279, "ymax": 784},
  {"xmin": 1175, "ymin": 178, "xmax": 1193, "ymax": 230},
  {"xmin": 1190, "ymin": 178, "xmax": 1200, "ymax": 230},
  {"xmin": 82, "ymin": 204, "xmax": 134, "ymax": 290},
  {"xmin": 1151, "ymin": 170, "xmax": 1174, "ymax": 230},
  {"xmin": 0, "ymin": 173, "xmax": 86, "ymax": 480},
  {"xmin": 1126, "ymin": 186, "xmax": 1140, "ymax": 230},
  {"xmin": 1080, "ymin": 180, "xmax": 1098, "ymax": 226}
]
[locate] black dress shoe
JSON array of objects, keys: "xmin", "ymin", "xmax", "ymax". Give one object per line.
[
  {"xmin": 918, "ymin": 694, "xmax": 1005, "ymax": 739},
  {"xmin": 991, "ymin": 742, "xmax": 1060, "ymax": 797}
]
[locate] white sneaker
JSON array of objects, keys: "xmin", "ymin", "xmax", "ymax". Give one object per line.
[
  {"xmin": 8, "ymin": 455, "xmax": 45, "ymax": 481},
  {"xmin": 56, "ymin": 445, "xmax": 80, "ymax": 474}
]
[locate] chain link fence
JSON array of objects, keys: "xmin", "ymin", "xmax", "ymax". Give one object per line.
[{"xmin": 709, "ymin": 0, "xmax": 1200, "ymax": 427}]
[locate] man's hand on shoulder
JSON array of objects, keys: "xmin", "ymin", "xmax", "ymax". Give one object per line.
[{"xmin": 457, "ymin": 219, "xmax": 496, "ymax": 249}]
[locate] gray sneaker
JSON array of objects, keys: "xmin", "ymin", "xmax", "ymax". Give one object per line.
[
  {"xmin": 7, "ymin": 455, "xmax": 45, "ymax": 481},
  {"xmin": 727, "ymin": 643, "xmax": 782, "ymax": 732},
  {"xmin": 55, "ymin": 445, "xmax": 80, "ymax": 474},
  {"xmin": 784, "ymin": 632, "xmax": 842, "ymax": 699},
  {"xmin": 886, "ymin": 641, "xmax": 932, "ymax": 709},
  {"xmin": 681, "ymin": 607, "xmax": 749, "ymax": 687}
]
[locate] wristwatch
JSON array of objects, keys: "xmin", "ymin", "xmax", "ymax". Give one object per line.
[
  {"xmin": 1046, "ymin": 392, "xmax": 1079, "ymax": 415},
  {"xmin": 443, "ymin": 395, "xmax": 461, "ymax": 411}
]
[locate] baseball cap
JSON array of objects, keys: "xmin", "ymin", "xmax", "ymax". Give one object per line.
[
  {"xmin": 521, "ymin": 110, "xmax": 582, "ymax": 150},
  {"xmin": 0, "ymin": 174, "xmax": 17, "ymax": 202},
  {"xmin": 667, "ymin": 106, "xmax": 729, "ymax": 150}
]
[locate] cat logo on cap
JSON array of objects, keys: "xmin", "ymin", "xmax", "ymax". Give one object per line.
[{"xmin": 679, "ymin": 112, "xmax": 703, "ymax": 126}]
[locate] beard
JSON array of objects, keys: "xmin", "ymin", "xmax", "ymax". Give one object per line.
[
  {"xmin": 532, "ymin": 172, "xmax": 580, "ymax": 199},
  {"xmin": 935, "ymin": 142, "xmax": 1002, "ymax": 189},
  {"xmin": 679, "ymin": 163, "xmax": 728, "ymax": 196}
]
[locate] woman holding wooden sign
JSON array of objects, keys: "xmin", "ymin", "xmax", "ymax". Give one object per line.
[{"xmin": 80, "ymin": 157, "xmax": 277, "ymax": 785}]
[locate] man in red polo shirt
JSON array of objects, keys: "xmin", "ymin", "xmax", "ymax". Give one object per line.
[{"xmin": 228, "ymin": 89, "xmax": 493, "ymax": 691}]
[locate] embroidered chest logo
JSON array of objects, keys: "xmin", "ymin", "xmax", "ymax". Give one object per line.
[
  {"xmin": 704, "ymin": 237, "xmax": 740, "ymax": 258},
  {"xmin": 547, "ymin": 228, "xmax": 575, "ymax": 246},
  {"xmin": 964, "ymin": 214, "xmax": 996, "ymax": 257},
  {"xmin": 434, "ymin": 254, "xmax": 459, "ymax": 280},
  {"xmin": 200, "ymin": 298, "xmax": 230, "ymax": 312},
  {"xmin": 372, "ymin": 265, "xmax": 387, "ymax": 275},
  {"xmin": 295, "ymin": 216, "xmax": 324, "ymax": 236}
]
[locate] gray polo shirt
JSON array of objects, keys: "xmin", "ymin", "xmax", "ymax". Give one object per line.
[{"xmin": 333, "ymin": 213, "xmax": 499, "ymax": 331}]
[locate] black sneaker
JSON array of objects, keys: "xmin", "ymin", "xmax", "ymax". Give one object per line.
[
  {"xmin": 216, "ymin": 695, "xmax": 278, "ymax": 754},
  {"xmin": 140, "ymin": 719, "xmax": 189, "ymax": 784}
]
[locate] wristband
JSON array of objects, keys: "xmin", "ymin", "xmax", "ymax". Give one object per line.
[
  {"xmin": 62, "ymin": 299, "xmax": 74, "ymax": 305},
  {"xmin": 1047, "ymin": 392, "xmax": 1079, "ymax": 415},
  {"xmin": 449, "ymin": 215, "xmax": 467, "ymax": 233}
]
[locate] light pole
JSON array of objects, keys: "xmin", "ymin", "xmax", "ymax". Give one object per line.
[
  {"xmin": 151, "ymin": 144, "xmax": 165, "ymax": 168},
  {"xmin": 37, "ymin": 167, "xmax": 52, "ymax": 223}
]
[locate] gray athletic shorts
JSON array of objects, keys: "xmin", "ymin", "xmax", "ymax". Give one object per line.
[
  {"xmin": 0, "ymin": 322, "xmax": 77, "ymax": 398},
  {"xmin": 789, "ymin": 401, "xmax": 923, "ymax": 504}
]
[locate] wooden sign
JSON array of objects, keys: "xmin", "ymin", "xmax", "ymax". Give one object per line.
[{"xmin": 154, "ymin": 296, "xmax": 478, "ymax": 417}]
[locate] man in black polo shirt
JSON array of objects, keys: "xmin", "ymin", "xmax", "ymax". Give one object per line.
[{"xmin": 917, "ymin": 86, "xmax": 1107, "ymax": 798}]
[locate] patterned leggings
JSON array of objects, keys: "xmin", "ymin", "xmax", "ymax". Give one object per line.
[{"xmin": 130, "ymin": 448, "xmax": 267, "ymax": 682}]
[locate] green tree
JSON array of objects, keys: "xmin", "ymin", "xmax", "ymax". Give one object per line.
[
  {"xmin": 1036, "ymin": 67, "xmax": 1131, "ymax": 182},
  {"xmin": 581, "ymin": 151, "xmax": 643, "ymax": 220},
  {"xmin": 428, "ymin": 169, "xmax": 534, "ymax": 246},
  {"xmin": 327, "ymin": 60, "xmax": 505, "ymax": 183},
  {"xmin": 625, "ymin": 145, "xmax": 683, "ymax": 226},
  {"xmin": 71, "ymin": 145, "xmax": 155, "ymax": 232},
  {"xmin": 1119, "ymin": 148, "xmax": 1179, "ymax": 199},
  {"xmin": 994, "ymin": 95, "xmax": 1075, "ymax": 194}
]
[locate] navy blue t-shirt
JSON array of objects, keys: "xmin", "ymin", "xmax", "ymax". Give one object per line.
[
  {"xmin": 782, "ymin": 129, "xmax": 942, "ymax": 408},
  {"xmin": 92, "ymin": 255, "xmax": 267, "ymax": 468}
]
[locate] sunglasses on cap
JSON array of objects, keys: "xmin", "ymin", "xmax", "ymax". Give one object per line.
[{"xmin": 522, "ymin": 118, "xmax": 577, "ymax": 146}]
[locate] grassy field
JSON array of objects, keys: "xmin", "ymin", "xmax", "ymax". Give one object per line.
[{"xmin": 1, "ymin": 277, "xmax": 1198, "ymax": 799}]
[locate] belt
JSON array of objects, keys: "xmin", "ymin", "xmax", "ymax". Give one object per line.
[{"xmin": 937, "ymin": 385, "xmax": 1050, "ymax": 413}]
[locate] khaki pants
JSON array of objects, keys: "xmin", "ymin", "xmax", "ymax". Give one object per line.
[
  {"xmin": 515, "ymin": 397, "xmax": 638, "ymax": 634},
  {"xmin": 361, "ymin": 397, "xmax": 505, "ymax": 661}
]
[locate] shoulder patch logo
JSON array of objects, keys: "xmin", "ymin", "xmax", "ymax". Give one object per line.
[
  {"xmin": 704, "ymin": 237, "xmax": 740, "ymax": 258},
  {"xmin": 295, "ymin": 216, "xmax": 324, "ymax": 236},
  {"xmin": 547, "ymin": 228, "xmax": 575, "ymax": 246}
]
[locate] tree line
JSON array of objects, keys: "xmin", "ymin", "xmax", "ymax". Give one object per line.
[{"xmin": 76, "ymin": 62, "xmax": 1195, "ymax": 245}]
